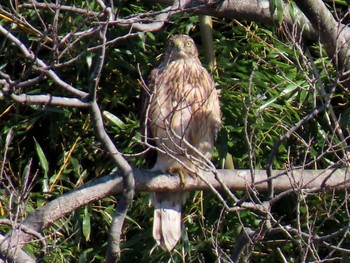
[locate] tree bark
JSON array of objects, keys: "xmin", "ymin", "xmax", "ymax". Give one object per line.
[
  {"xmin": 1, "ymin": 167, "xmax": 350, "ymax": 262},
  {"xmin": 294, "ymin": 0, "xmax": 350, "ymax": 84},
  {"xmin": 153, "ymin": 0, "xmax": 350, "ymax": 84},
  {"xmin": 155, "ymin": 0, "xmax": 315, "ymax": 38}
]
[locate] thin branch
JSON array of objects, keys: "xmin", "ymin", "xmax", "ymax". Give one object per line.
[
  {"xmin": 131, "ymin": 3, "xmax": 179, "ymax": 32},
  {"xmin": 294, "ymin": 0, "xmax": 350, "ymax": 74},
  {"xmin": 18, "ymin": 3, "xmax": 103, "ymax": 18},
  {"xmin": 0, "ymin": 25, "xmax": 88, "ymax": 98},
  {"xmin": 9, "ymin": 93, "xmax": 90, "ymax": 108},
  {"xmin": 0, "ymin": 219, "xmax": 46, "ymax": 248},
  {"xmin": 0, "ymin": 128, "xmax": 13, "ymax": 183},
  {"xmin": 0, "ymin": 6, "xmax": 49, "ymax": 41},
  {"xmin": 0, "ymin": 234, "xmax": 35, "ymax": 263},
  {"xmin": 84, "ymin": 8, "xmax": 135, "ymax": 262},
  {"xmin": 266, "ymin": 100, "xmax": 333, "ymax": 195},
  {"xmin": 231, "ymin": 227, "xmax": 255, "ymax": 262}
]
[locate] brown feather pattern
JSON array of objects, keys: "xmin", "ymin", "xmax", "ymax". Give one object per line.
[{"xmin": 141, "ymin": 35, "xmax": 221, "ymax": 251}]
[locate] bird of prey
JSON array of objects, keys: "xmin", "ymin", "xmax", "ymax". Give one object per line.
[{"xmin": 141, "ymin": 34, "xmax": 221, "ymax": 251}]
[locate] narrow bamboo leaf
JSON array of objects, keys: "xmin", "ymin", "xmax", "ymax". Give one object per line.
[
  {"xmin": 78, "ymin": 248, "xmax": 94, "ymax": 263},
  {"xmin": 86, "ymin": 54, "xmax": 92, "ymax": 69},
  {"xmin": 276, "ymin": 0, "xmax": 284, "ymax": 25},
  {"xmin": 288, "ymin": 2, "xmax": 297, "ymax": 22},
  {"xmin": 269, "ymin": 0, "xmax": 277, "ymax": 16},
  {"xmin": 33, "ymin": 137, "xmax": 49, "ymax": 192},
  {"xmin": 21, "ymin": 159, "xmax": 31, "ymax": 187},
  {"xmin": 33, "ymin": 137, "xmax": 49, "ymax": 174},
  {"xmin": 82, "ymin": 206, "xmax": 91, "ymax": 241},
  {"xmin": 33, "ymin": 138, "xmax": 50, "ymax": 191},
  {"xmin": 258, "ymin": 83, "xmax": 301, "ymax": 112},
  {"xmin": 103, "ymin": 110, "xmax": 125, "ymax": 129},
  {"xmin": 126, "ymin": 215, "xmax": 142, "ymax": 229},
  {"xmin": 146, "ymin": 31, "xmax": 155, "ymax": 41},
  {"xmin": 5, "ymin": 127, "xmax": 14, "ymax": 148}
]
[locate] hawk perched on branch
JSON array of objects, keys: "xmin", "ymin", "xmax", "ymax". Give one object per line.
[{"xmin": 141, "ymin": 34, "xmax": 221, "ymax": 251}]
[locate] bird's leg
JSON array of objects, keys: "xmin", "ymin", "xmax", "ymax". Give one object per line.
[
  {"xmin": 168, "ymin": 167, "xmax": 187, "ymax": 188},
  {"xmin": 178, "ymin": 169, "xmax": 186, "ymax": 188}
]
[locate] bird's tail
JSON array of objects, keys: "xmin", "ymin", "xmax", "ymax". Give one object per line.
[{"xmin": 152, "ymin": 192, "xmax": 188, "ymax": 251}]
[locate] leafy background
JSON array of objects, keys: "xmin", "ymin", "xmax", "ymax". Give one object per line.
[{"xmin": 1, "ymin": 1, "xmax": 349, "ymax": 262}]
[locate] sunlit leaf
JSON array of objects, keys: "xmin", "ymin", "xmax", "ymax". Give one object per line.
[
  {"xmin": 82, "ymin": 206, "xmax": 91, "ymax": 241},
  {"xmin": 33, "ymin": 137, "xmax": 49, "ymax": 192},
  {"xmin": 103, "ymin": 110, "xmax": 125, "ymax": 129}
]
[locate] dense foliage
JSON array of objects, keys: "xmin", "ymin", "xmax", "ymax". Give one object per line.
[{"xmin": 1, "ymin": 1, "xmax": 349, "ymax": 262}]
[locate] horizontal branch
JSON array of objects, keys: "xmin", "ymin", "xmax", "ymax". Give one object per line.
[
  {"xmin": 155, "ymin": 0, "xmax": 315, "ymax": 38},
  {"xmin": 20, "ymin": 168, "xmax": 350, "ymax": 230},
  {"xmin": 10, "ymin": 94, "xmax": 90, "ymax": 108},
  {"xmin": 2, "ymin": 168, "xmax": 348, "ymax": 250},
  {"xmin": 18, "ymin": 3, "xmax": 102, "ymax": 18}
]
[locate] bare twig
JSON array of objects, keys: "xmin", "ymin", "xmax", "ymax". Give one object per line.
[
  {"xmin": 230, "ymin": 227, "xmax": 255, "ymax": 262},
  {"xmin": 266, "ymin": 99, "xmax": 333, "ymax": 195},
  {"xmin": 9, "ymin": 93, "xmax": 90, "ymax": 108},
  {"xmin": 294, "ymin": 0, "xmax": 350, "ymax": 82},
  {"xmin": 0, "ymin": 25, "xmax": 88, "ymax": 98},
  {"xmin": 18, "ymin": 2, "xmax": 103, "ymax": 18},
  {"xmin": 0, "ymin": 234, "xmax": 35, "ymax": 263},
  {"xmin": 131, "ymin": 3, "xmax": 179, "ymax": 32},
  {"xmin": 82, "ymin": 8, "xmax": 135, "ymax": 262}
]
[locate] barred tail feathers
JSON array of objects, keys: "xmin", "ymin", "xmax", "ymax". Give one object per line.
[{"xmin": 152, "ymin": 192, "xmax": 187, "ymax": 251}]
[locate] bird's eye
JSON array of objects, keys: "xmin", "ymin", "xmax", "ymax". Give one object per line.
[
  {"xmin": 169, "ymin": 41, "xmax": 174, "ymax": 46},
  {"xmin": 186, "ymin": 41, "xmax": 192, "ymax": 47}
]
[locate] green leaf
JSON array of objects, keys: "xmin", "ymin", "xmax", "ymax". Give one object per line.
[
  {"xmin": 288, "ymin": 1, "xmax": 297, "ymax": 22},
  {"xmin": 86, "ymin": 53, "xmax": 92, "ymax": 69},
  {"xmin": 33, "ymin": 137, "xmax": 49, "ymax": 191},
  {"xmin": 258, "ymin": 81, "xmax": 305, "ymax": 112},
  {"xmin": 5, "ymin": 127, "xmax": 14, "ymax": 149},
  {"xmin": 146, "ymin": 31, "xmax": 155, "ymax": 41},
  {"xmin": 82, "ymin": 206, "xmax": 91, "ymax": 241},
  {"xmin": 126, "ymin": 215, "xmax": 142, "ymax": 229},
  {"xmin": 103, "ymin": 110, "xmax": 125, "ymax": 129},
  {"xmin": 78, "ymin": 248, "xmax": 94, "ymax": 263},
  {"xmin": 33, "ymin": 137, "xmax": 49, "ymax": 174},
  {"xmin": 269, "ymin": 0, "xmax": 277, "ymax": 16},
  {"xmin": 21, "ymin": 159, "xmax": 31, "ymax": 186},
  {"xmin": 276, "ymin": 0, "xmax": 284, "ymax": 25}
]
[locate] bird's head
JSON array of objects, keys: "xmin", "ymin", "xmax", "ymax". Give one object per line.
[{"xmin": 165, "ymin": 35, "xmax": 199, "ymax": 61}]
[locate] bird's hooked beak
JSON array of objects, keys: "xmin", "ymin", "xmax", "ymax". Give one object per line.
[
  {"xmin": 173, "ymin": 41, "xmax": 187, "ymax": 58},
  {"xmin": 175, "ymin": 41, "xmax": 184, "ymax": 51}
]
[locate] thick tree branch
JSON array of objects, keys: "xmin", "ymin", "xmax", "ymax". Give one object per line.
[
  {"xmin": 154, "ymin": 0, "xmax": 315, "ymax": 38},
  {"xmin": 1, "ymin": 167, "xmax": 350, "ymax": 262},
  {"xmin": 294, "ymin": 0, "xmax": 350, "ymax": 78},
  {"xmin": 0, "ymin": 234, "xmax": 35, "ymax": 263}
]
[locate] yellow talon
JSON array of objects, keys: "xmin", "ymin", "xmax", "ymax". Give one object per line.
[
  {"xmin": 178, "ymin": 170, "xmax": 186, "ymax": 188},
  {"xmin": 168, "ymin": 167, "xmax": 186, "ymax": 188}
]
